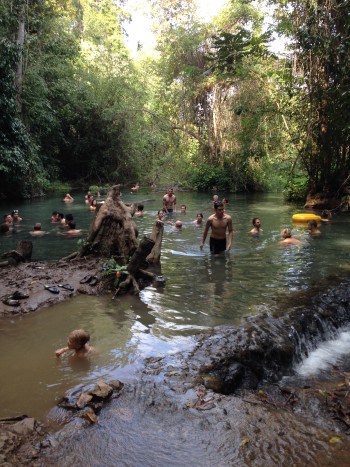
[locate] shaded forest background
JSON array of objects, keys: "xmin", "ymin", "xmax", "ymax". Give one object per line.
[{"xmin": 1, "ymin": 0, "xmax": 350, "ymax": 206}]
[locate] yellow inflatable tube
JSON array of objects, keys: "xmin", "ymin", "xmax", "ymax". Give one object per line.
[{"xmin": 292, "ymin": 213, "xmax": 321, "ymax": 223}]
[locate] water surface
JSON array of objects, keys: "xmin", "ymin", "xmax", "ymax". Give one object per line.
[{"xmin": 0, "ymin": 190, "xmax": 349, "ymax": 421}]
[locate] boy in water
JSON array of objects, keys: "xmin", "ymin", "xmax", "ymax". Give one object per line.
[
  {"xmin": 280, "ymin": 228, "xmax": 302, "ymax": 245},
  {"xmin": 308, "ymin": 219, "xmax": 321, "ymax": 235},
  {"xmin": 55, "ymin": 329, "xmax": 93, "ymax": 358}
]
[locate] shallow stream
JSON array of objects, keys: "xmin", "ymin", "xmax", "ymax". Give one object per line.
[{"xmin": 1, "ymin": 190, "xmax": 350, "ymax": 428}]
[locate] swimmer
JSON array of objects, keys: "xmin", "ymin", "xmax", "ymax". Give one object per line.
[
  {"xmin": 308, "ymin": 219, "xmax": 321, "ymax": 235},
  {"xmin": 90, "ymin": 199, "xmax": 98, "ymax": 211},
  {"xmin": 63, "ymin": 193, "xmax": 74, "ymax": 202},
  {"xmin": 131, "ymin": 182, "xmax": 140, "ymax": 193},
  {"xmin": 200, "ymin": 202, "xmax": 233, "ymax": 254},
  {"xmin": 55, "ymin": 329, "xmax": 93, "ymax": 358},
  {"xmin": 193, "ymin": 212, "xmax": 204, "ymax": 225},
  {"xmin": 30, "ymin": 223, "xmax": 47, "ymax": 236},
  {"xmin": 280, "ymin": 228, "xmax": 302, "ymax": 245},
  {"xmin": 175, "ymin": 220, "xmax": 182, "ymax": 229},
  {"xmin": 249, "ymin": 217, "xmax": 262, "ymax": 234},
  {"xmin": 11, "ymin": 210, "xmax": 22, "ymax": 222},
  {"xmin": 135, "ymin": 204, "xmax": 144, "ymax": 217},
  {"xmin": 66, "ymin": 221, "xmax": 81, "ymax": 235},
  {"xmin": 180, "ymin": 204, "xmax": 186, "ymax": 214},
  {"xmin": 321, "ymin": 210, "xmax": 332, "ymax": 222},
  {"xmin": 4, "ymin": 214, "xmax": 13, "ymax": 225}
]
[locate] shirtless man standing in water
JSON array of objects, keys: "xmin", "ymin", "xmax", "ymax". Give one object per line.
[
  {"xmin": 163, "ymin": 187, "xmax": 177, "ymax": 214},
  {"xmin": 200, "ymin": 202, "xmax": 233, "ymax": 254}
]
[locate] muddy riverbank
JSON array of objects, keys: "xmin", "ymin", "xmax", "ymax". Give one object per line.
[{"xmin": 0, "ymin": 259, "xmax": 103, "ymax": 318}]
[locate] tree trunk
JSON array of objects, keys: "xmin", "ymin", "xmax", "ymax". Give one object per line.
[
  {"xmin": 78, "ymin": 185, "xmax": 138, "ymax": 261},
  {"xmin": 146, "ymin": 220, "xmax": 164, "ymax": 264},
  {"xmin": 15, "ymin": 10, "xmax": 25, "ymax": 113}
]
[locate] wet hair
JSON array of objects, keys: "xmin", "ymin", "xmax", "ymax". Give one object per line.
[
  {"xmin": 33, "ymin": 223, "xmax": 42, "ymax": 231},
  {"xmin": 68, "ymin": 329, "xmax": 90, "ymax": 350},
  {"xmin": 157, "ymin": 210, "xmax": 163, "ymax": 215},
  {"xmin": 214, "ymin": 202, "xmax": 224, "ymax": 210},
  {"xmin": 12, "ymin": 210, "xmax": 19, "ymax": 216},
  {"xmin": 0, "ymin": 223, "xmax": 9, "ymax": 233},
  {"xmin": 52, "ymin": 211, "xmax": 58, "ymax": 216},
  {"xmin": 181, "ymin": 205, "xmax": 186, "ymax": 209},
  {"xmin": 137, "ymin": 204, "xmax": 144, "ymax": 211},
  {"xmin": 222, "ymin": 198, "xmax": 229, "ymax": 204},
  {"xmin": 65, "ymin": 213, "xmax": 74, "ymax": 222},
  {"xmin": 308, "ymin": 219, "xmax": 317, "ymax": 228},
  {"xmin": 281, "ymin": 228, "xmax": 292, "ymax": 238},
  {"xmin": 175, "ymin": 220, "xmax": 182, "ymax": 228},
  {"xmin": 58, "ymin": 212, "xmax": 64, "ymax": 220},
  {"xmin": 4, "ymin": 214, "xmax": 11, "ymax": 220},
  {"xmin": 252, "ymin": 217, "xmax": 260, "ymax": 226},
  {"xmin": 68, "ymin": 220, "xmax": 76, "ymax": 229},
  {"xmin": 197, "ymin": 212, "xmax": 203, "ymax": 218},
  {"xmin": 91, "ymin": 199, "xmax": 97, "ymax": 206}
]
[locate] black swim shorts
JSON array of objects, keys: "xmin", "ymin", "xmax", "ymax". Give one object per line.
[
  {"xmin": 163, "ymin": 208, "xmax": 173, "ymax": 213},
  {"xmin": 209, "ymin": 237, "xmax": 226, "ymax": 254}
]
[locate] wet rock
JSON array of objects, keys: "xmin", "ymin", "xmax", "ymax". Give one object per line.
[
  {"xmin": 80, "ymin": 408, "xmax": 98, "ymax": 424},
  {"xmin": 9, "ymin": 417, "xmax": 36, "ymax": 436},
  {"xmin": 76, "ymin": 393, "xmax": 93, "ymax": 409},
  {"xmin": 108, "ymin": 380, "xmax": 124, "ymax": 391},
  {"xmin": 89, "ymin": 381, "xmax": 113, "ymax": 399}
]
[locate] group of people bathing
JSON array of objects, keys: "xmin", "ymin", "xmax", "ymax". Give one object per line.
[
  {"xmin": 149, "ymin": 187, "xmax": 329, "ymax": 255},
  {"xmin": 0, "ymin": 208, "xmax": 82, "ymax": 236}
]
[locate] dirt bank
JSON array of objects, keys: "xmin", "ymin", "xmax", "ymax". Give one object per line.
[{"xmin": 0, "ymin": 258, "xmax": 104, "ymax": 318}]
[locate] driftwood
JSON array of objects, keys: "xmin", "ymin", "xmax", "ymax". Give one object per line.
[
  {"xmin": 146, "ymin": 220, "xmax": 164, "ymax": 264},
  {"xmin": 114, "ymin": 237, "xmax": 155, "ymax": 297},
  {"xmin": 0, "ymin": 240, "xmax": 32, "ymax": 267}
]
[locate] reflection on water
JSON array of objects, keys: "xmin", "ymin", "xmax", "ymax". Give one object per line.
[{"xmin": 0, "ymin": 191, "xmax": 350, "ymax": 421}]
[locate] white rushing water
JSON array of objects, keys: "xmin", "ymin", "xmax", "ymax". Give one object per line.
[{"xmin": 296, "ymin": 329, "xmax": 350, "ymax": 376}]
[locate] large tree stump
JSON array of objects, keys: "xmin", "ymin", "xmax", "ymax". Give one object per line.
[
  {"xmin": 146, "ymin": 220, "xmax": 164, "ymax": 264},
  {"xmin": 78, "ymin": 185, "xmax": 138, "ymax": 261}
]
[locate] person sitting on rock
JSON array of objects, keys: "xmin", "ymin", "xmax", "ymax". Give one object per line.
[
  {"xmin": 30, "ymin": 223, "xmax": 47, "ymax": 236},
  {"xmin": 135, "ymin": 204, "xmax": 144, "ymax": 217},
  {"xmin": 11, "ymin": 210, "xmax": 22, "ymax": 222},
  {"xmin": 55, "ymin": 329, "xmax": 93, "ymax": 358},
  {"xmin": 308, "ymin": 219, "xmax": 321, "ymax": 236},
  {"xmin": 280, "ymin": 228, "xmax": 302, "ymax": 245}
]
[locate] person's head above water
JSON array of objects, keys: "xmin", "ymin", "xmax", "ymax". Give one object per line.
[
  {"xmin": 214, "ymin": 202, "xmax": 225, "ymax": 216},
  {"xmin": 252, "ymin": 217, "xmax": 261, "ymax": 227},
  {"xmin": 175, "ymin": 220, "xmax": 182, "ymax": 228},
  {"xmin": 137, "ymin": 204, "xmax": 144, "ymax": 211},
  {"xmin": 281, "ymin": 228, "xmax": 292, "ymax": 238},
  {"xmin": 33, "ymin": 223, "xmax": 42, "ymax": 231},
  {"xmin": 67, "ymin": 329, "xmax": 90, "ymax": 350}
]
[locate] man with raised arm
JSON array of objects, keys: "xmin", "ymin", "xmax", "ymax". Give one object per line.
[{"xmin": 200, "ymin": 202, "xmax": 233, "ymax": 254}]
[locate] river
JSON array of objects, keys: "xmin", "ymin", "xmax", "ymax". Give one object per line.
[{"xmin": 0, "ymin": 190, "xmax": 350, "ymax": 464}]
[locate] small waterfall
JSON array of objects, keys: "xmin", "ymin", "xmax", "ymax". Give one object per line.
[{"xmin": 296, "ymin": 327, "xmax": 350, "ymax": 377}]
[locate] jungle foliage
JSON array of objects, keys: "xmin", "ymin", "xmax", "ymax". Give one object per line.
[{"xmin": 0, "ymin": 0, "xmax": 349, "ymax": 202}]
